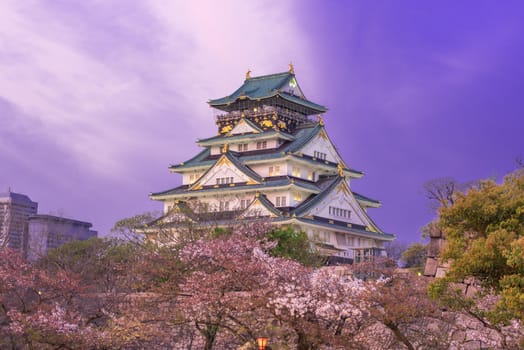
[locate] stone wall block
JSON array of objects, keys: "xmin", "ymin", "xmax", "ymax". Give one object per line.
[
  {"xmin": 449, "ymin": 282, "xmax": 467, "ymax": 294},
  {"xmin": 465, "ymin": 284, "xmax": 480, "ymax": 298},
  {"xmin": 423, "ymin": 257, "xmax": 438, "ymax": 276},
  {"xmin": 435, "ymin": 266, "xmax": 449, "ymax": 278},
  {"xmin": 428, "ymin": 238, "xmax": 442, "ymax": 257}
]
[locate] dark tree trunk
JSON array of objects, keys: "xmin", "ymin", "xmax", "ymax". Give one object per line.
[
  {"xmin": 197, "ymin": 323, "xmax": 218, "ymax": 350},
  {"xmin": 296, "ymin": 330, "xmax": 318, "ymax": 350},
  {"xmin": 384, "ymin": 321, "xmax": 414, "ymax": 350}
]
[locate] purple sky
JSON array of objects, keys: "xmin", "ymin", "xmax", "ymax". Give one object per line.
[{"xmin": 1, "ymin": 1, "xmax": 523, "ymax": 244}]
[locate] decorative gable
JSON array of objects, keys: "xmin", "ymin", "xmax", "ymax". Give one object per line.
[
  {"xmin": 298, "ymin": 128, "xmax": 344, "ymax": 164},
  {"xmin": 239, "ymin": 193, "xmax": 280, "ymax": 218},
  {"xmin": 190, "ymin": 154, "xmax": 260, "ymax": 190},
  {"xmin": 153, "ymin": 201, "xmax": 196, "ymax": 225},
  {"xmin": 297, "ymin": 178, "xmax": 380, "ymax": 232},
  {"xmin": 229, "ymin": 118, "xmax": 263, "ymax": 135}
]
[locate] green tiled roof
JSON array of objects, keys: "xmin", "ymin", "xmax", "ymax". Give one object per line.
[
  {"xmin": 285, "ymin": 124, "xmax": 322, "ymax": 152},
  {"xmin": 294, "ymin": 217, "xmax": 395, "ymax": 240},
  {"xmin": 148, "ymin": 213, "xmax": 394, "ymax": 241},
  {"xmin": 175, "ymin": 151, "xmax": 262, "ymax": 193},
  {"xmin": 247, "ymin": 193, "xmax": 282, "ymax": 217},
  {"xmin": 208, "ymin": 72, "xmax": 327, "ymax": 113},
  {"xmin": 292, "ymin": 176, "xmax": 385, "ymax": 233},
  {"xmin": 224, "ymin": 152, "xmax": 263, "ymax": 183},
  {"xmin": 353, "ymin": 191, "xmax": 381, "ymax": 206},
  {"xmin": 170, "ymin": 148, "xmax": 211, "ymax": 169},
  {"xmin": 197, "ymin": 129, "xmax": 295, "ymax": 146},
  {"xmin": 293, "ymin": 176, "xmax": 342, "ymax": 216},
  {"xmin": 150, "ymin": 176, "xmax": 320, "ymax": 199},
  {"xmin": 278, "ymin": 92, "xmax": 327, "ymax": 113},
  {"xmin": 170, "ymin": 124, "xmax": 364, "ymax": 177},
  {"xmin": 169, "ymin": 125, "xmax": 320, "ymax": 170},
  {"xmin": 208, "ymin": 72, "xmax": 290, "ymax": 104}
]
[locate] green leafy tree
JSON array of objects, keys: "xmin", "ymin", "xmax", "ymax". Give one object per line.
[
  {"xmin": 400, "ymin": 243, "xmax": 427, "ymax": 269},
  {"xmin": 429, "ymin": 170, "xmax": 524, "ymax": 323},
  {"xmin": 266, "ymin": 226, "xmax": 322, "ymax": 266},
  {"xmin": 38, "ymin": 237, "xmax": 140, "ymax": 293}
]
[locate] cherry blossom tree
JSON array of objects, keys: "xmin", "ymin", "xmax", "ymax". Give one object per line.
[
  {"xmin": 0, "ymin": 248, "xmax": 114, "ymax": 349},
  {"xmin": 361, "ymin": 272, "xmax": 449, "ymax": 350},
  {"xmin": 176, "ymin": 221, "xmax": 281, "ymax": 349},
  {"xmin": 266, "ymin": 266, "xmax": 368, "ymax": 350}
]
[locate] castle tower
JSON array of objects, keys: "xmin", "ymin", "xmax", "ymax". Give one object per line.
[{"xmin": 150, "ymin": 67, "xmax": 394, "ymax": 262}]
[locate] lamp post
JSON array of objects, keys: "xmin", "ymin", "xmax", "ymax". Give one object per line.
[{"xmin": 256, "ymin": 337, "xmax": 269, "ymax": 350}]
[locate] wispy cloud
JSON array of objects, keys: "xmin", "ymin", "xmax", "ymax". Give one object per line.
[
  {"xmin": 0, "ymin": 0, "xmax": 307, "ymax": 233},
  {"xmin": 0, "ymin": 0, "xmax": 305, "ymax": 182}
]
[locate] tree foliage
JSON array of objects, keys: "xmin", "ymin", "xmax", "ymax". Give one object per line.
[
  {"xmin": 266, "ymin": 226, "xmax": 322, "ymax": 267},
  {"xmin": 2, "ymin": 209, "xmax": 523, "ymax": 349},
  {"xmin": 401, "ymin": 242, "xmax": 427, "ymax": 269},
  {"xmin": 429, "ymin": 170, "xmax": 524, "ymax": 323},
  {"xmin": 0, "ymin": 248, "xmax": 115, "ymax": 349},
  {"xmin": 38, "ymin": 237, "xmax": 140, "ymax": 293}
]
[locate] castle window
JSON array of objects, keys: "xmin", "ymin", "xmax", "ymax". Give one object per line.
[
  {"xmin": 329, "ymin": 206, "xmax": 351, "ymax": 218},
  {"xmin": 293, "ymin": 192, "xmax": 302, "ymax": 202},
  {"xmin": 190, "ymin": 174, "xmax": 197, "ymax": 184},
  {"xmin": 275, "ymin": 196, "xmax": 286, "ymax": 207},
  {"xmin": 307, "ymin": 171, "xmax": 316, "ymax": 181},
  {"xmin": 256, "ymin": 141, "xmax": 267, "ymax": 150},
  {"xmin": 240, "ymin": 199, "xmax": 248, "ymax": 209},
  {"xmin": 238, "ymin": 143, "xmax": 248, "ymax": 152},
  {"xmin": 313, "ymin": 151, "xmax": 327, "ymax": 160},
  {"xmin": 216, "ymin": 177, "xmax": 234, "ymax": 185},
  {"xmin": 219, "ymin": 201, "xmax": 230, "ymax": 211},
  {"xmin": 292, "ymin": 166, "xmax": 301, "ymax": 177},
  {"xmin": 269, "ymin": 165, "xmax": 280, "ymax": 176}
]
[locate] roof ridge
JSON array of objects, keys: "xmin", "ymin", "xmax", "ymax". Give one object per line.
[
  {"xmin": 170, "ymin": 148, "xmax": 210, "ymax": 168},
  {"xmin": 286, "ymin": 123, "xmax": 323, "ymax": 152},
  {"xmin": 247, "ymin": 71, "xmax": 291, "ymax": 81},
  {"xmin": 256, "ymin": 193, "xmax": 282, "ymax": 216},
  {"xmin": 224, "ymin": 152, "xmax": 262, "ymax": 182},
  {"xmin": 240, "ymin": 192, "xmax": 281, "ymax": 218},
  {"xmin": 293, "ymin": 176, "xmax": 343, "ymax": 216},
  {"xmin": 353, "ymin": 191, "xmax": 380, "ymax": 204}
]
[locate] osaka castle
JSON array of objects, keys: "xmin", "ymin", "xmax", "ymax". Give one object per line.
[{"xmin": 149, "ymin": 65, "xmax": 394, "ymax": 262}]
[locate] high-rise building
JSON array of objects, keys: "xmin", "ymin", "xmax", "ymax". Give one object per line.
[
  {"xmin": 149, "ymin": 67, "xmax": 395, "ymax": 262},
  {"xmin": 26, "ymin": 215, "xmax": 97, "ymax": 261},
  {"xmin": 1, "ymin": 190, "xmax": 98, "ymax": 260},
  {"xmin": 0, "ymin": 191, "xmax": 38, "ymax": 252}
]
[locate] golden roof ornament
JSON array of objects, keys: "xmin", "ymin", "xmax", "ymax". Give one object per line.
[
  {"xmin": 255, "ymin": 191, "xmax": 260, "ymax": 198},
  {"xmin": 245, "ymin": 69, "xmax": 251, "ymax": 80},
  {"xmin": 222, "ymin": 143, "xmax": 229, "ymax": 153},
  {"xmin": 318, "ymin": 115, "xmax": 324, "ymax": 126},
  {"xmin": 337, "ymin": 162, "xmax": 345, "ymax": 177},
  {"xmin": 288, "ymin": 62, "xmax": 295, "ymax": 74}
]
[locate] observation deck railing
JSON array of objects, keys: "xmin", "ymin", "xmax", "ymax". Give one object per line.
[{"xmin": 215, "ymin": 106, "xmax": 310, "ymax": 124}]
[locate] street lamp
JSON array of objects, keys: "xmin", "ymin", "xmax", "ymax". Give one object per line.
[{"xmin": 256, "ymin": 337, "xmax": 269, "ymax": 350}]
